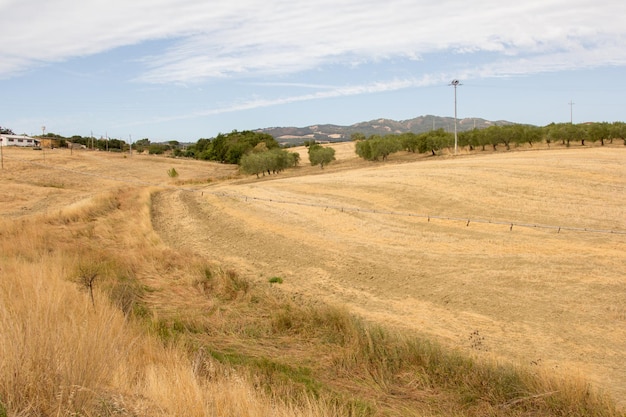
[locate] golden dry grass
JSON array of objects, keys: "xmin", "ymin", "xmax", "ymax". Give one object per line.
[
  {"xmin": 0, "ymin": 149, "xmax": 334, "ymax": 416},
  {"xmin": 0, "ymin": 144, "xmax": 624, "ymax": 416},
  {"xmin": 154, "ymin": 142, "xmax": 626, "ymax": 405}
]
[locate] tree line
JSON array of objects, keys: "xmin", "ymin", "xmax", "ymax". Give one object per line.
[
  {"xmin": 353, "ymin": 122, "xmax": 626, "ymax": 161},
  {"xmin": 5, "ymin": 122, "xmax": 624, "ymax": 178},
  {"xmin": 182, "ymin": 130, "xmax": 279, "ymax": 163}
]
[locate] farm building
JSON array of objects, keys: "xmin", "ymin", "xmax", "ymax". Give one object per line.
[{"xmin": 0, "ymin": 134, "xmax": 40, "ymax": 147}]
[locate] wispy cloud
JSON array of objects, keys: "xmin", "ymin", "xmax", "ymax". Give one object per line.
[
  {"xmin": 2, "ymin": 0, "xmax": 626, "ymax": 82},
  {"xmin": 246, "ymin": 82, "xmax": 339, "ymax": 89},
  {"xmin": 116, "ymin": 74, "xmax": 447, "ymax": 128}
]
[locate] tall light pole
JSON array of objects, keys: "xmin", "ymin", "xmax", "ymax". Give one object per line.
[
  {"xmin": 449, "ymin": 79, "xmax": 461, "ymax": 155},
  {"xmin": 569, "ymin": 100, "xmax": 575, "ymax": 124}
]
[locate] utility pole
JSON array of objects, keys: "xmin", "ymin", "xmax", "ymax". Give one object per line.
[
  {"xmin": 41, "ymin": 125, "xmax": 46, "ymax": 162},
  {"xmin": 569, "ymin": 100, "xmax": 575, "ymax": 124},
  {"xmin": 449, "ymin": 79, "xmax": 462, "ymax": 155}
]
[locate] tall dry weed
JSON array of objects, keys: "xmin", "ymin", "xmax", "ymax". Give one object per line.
[
  {"xmin": 0, "ymin": 256, "xmax": 129, "ymax": 414},
  {"xmin": 0, "ymin": 187, "xmax": 335, "ymax": 417}
]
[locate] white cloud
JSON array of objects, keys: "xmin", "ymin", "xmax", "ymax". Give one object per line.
[
  {"xmin": 117, "ymin": 73, "xmax": 448, "ymax": 128},
  {"xmin": 2, "ymin": 0, "xmax": 626, "ymax": 81}
]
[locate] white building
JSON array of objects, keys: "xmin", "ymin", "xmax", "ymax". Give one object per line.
[{"xmin": 0, "ymin": 134, "xmax": 40, "ymax": 147}]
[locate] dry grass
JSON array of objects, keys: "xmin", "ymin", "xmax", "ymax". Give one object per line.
[
  {"xmin": 172, "ymin": 143, "xmax": 626, "ymax": 406},
  {"xmin": 0, "ymin": 157, "xmax": 333, "ymax": 417},
  {"xmin": 0, "ymin": 145, "xmax": 624, "ymax": 416}
]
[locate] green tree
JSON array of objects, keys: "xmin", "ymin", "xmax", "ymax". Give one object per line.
[
  {"xmin": 186, "ymin": 138, "xmax": 212, "ymax": 159},
  {"xmin": 351, "ymin": 132, "xmax": 366, "ymax": 142},
  {"xmin": 587, "ymin": 122, "xmax": 610, "ymax": 146},
  {"xmin": 148, "ymin": 144, "xmax": 167, "ymax": 155},
  {"xmin": 240, "ymin": 152, "xmax": 266, "ymax": 178},
  {"xmin": 399, "ymin": 132, "xmax": 421, "ymax": 153},
  {"xmin": 484, "ymin": 125, "xmax": 504, "ymax": 150},
  {"xmin": 422, "ymin": 129, "xmax": 453, "ymax": 155},
  {"xmin": 107, "ymin": 138, "xmax": 125, "ymax": 151},
  {"xmin": 522, "ymin": 125, "xmax": 543, "ymax": 147},
  {"xmin": 507, "ymin": 125, "xmax": 525, "ymax": 148},
  {"xmin": 288, "ymin": 152, "xmax": 300, "ymax": 167},
  {"xmin": 266, "ymin": 148, "xmax": 292, "ymax": 173},
  {"xmin": 355, "ymin": 135, "xmax": 402, "ymax": 161},
  {"xmin": 610, "ymin": 122, "xmax": 626, "ymax": 145},
  {"xmin": 134, "ymin": 138, "xmax": 150, "ymax": 152},
  {"xmin": 458, "ymin": 129, "xmax": 477, "ymax": 151},
  {"xmin": 211, "ymin": 130, "xmax": 279, "ymax": 164},
  {"xmin": 371, "ymin": 135, "xmax": 402, "ymax": 161},
  {"xmin": 565, "ymin": 123, "xmax": 586, "ymax": 146},
  {"xmin": 240, "ymin": 148, "xmax": 297, "ymax": 178},
  {"xmin": 545, "ymin": 123, "xmax": 567, "ymax": 147},
  {"xmin": 308, "ymin": 144, "xmax": 336, "ymax": 169},
  {"xmin": 355, "ymin": 139, "xmax": 373, "ymax": 160}
]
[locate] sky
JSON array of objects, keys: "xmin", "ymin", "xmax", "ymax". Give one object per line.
[{"xmin": 2, "ymin": 0, "xmax": 626, "ymax": 142}]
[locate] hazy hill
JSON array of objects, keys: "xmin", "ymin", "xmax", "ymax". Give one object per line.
[{"xmin": 257, "ymin": 114, "xmax": 515, "ymax": 146}]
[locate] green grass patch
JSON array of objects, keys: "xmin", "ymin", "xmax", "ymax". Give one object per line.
[
  {"xmin": 150, "ymin": 315, "xmax": 205, "ymax": 343},
  {"xmin": 208, "ymin": 350, "xmax": 324, "ymax": 397},
  {"xmin": 268, "ymin": 276, "xmax": 283, "ymax": 284}
]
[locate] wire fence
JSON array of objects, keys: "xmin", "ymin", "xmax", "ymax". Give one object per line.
[
  {"xmin": 3, "ymin": 153, "xmax": 626, "ymax": 236},
  {"xmin": 207, "ymin": 191, "xmax": 626, "ymax": 236}
]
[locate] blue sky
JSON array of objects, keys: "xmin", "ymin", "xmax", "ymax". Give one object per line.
[{"xmin": 2, "ymin": 0, "xmax": 626, "ymax": 142}]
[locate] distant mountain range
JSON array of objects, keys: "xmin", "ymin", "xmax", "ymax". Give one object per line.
[{"xmin": 257, "ymin": 115, "xmax": 515, "ymax": 146}]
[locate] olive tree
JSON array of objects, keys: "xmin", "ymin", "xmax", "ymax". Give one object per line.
[
  {"xmin": 371, "ymin": 135, "xmax": 402, "ymax": 161},
  {"xmin": 240, "ymin": 148, "xmax": 298, "ymax": 178},
  {"xmin": 355, "ymin": 135, "xmax": 403, "ymax": 161},
  {"xmin": 308, "ymin": 144, "xmax": 336, "ymax": 169}
]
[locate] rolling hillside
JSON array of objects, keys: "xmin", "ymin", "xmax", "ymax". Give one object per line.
[
  {"xmin": 257, "ymin": 115, "xmax": 515, "ymax": 145},
  {"xmin": 1, "ymin": 143, "xmax": 624, "ymax": 416}
]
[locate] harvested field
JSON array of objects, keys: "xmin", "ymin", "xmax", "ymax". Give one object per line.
[
  {"xmin": 2, "ymin": 143, "xmax": 625, "ymax": 409},
  {"xmin": 152, "ymin": 143, "xmax": 626, "ymax": 405}
]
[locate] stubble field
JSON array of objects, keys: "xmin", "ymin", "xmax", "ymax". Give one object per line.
[
  {"xmin": 2, "ymin": 142, "xmax": 625, "ymax": 409},
  {"xmin": 152, "ymin": 143, "xmax": 626, "ymax": 406}
]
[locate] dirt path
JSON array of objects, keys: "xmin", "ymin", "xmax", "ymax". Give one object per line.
[{"xmin": 151, "ymin": 147, "xmax": 626, "ymax": 406}]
